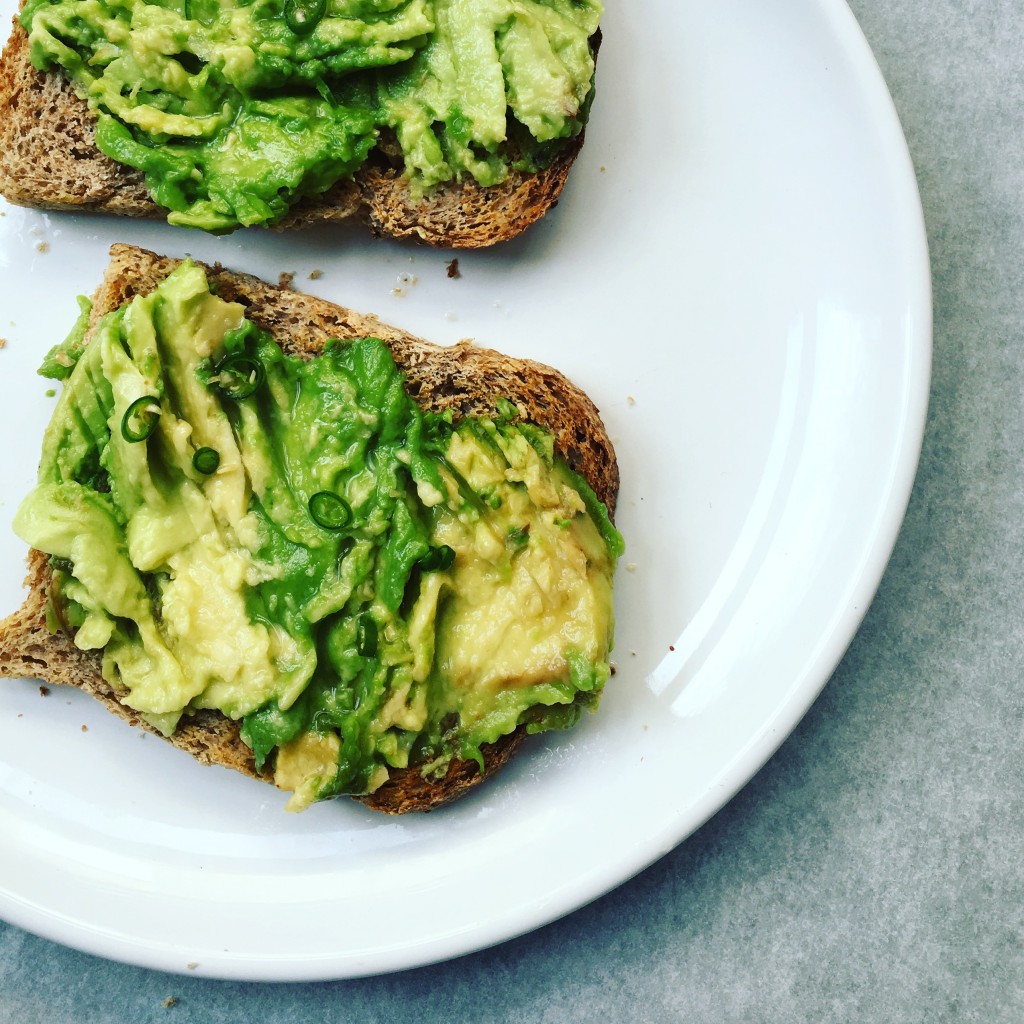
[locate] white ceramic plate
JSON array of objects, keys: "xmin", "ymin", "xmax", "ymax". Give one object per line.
[{"xmin": 0, "ymin": 0, "xmax": 930, "ymax": 980}]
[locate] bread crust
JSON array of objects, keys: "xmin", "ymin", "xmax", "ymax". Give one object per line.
[
  {"xmin": 0, "ymin": 244, "xmax": 619, "ymax": 812},
  {"xmin": 0, "ymin": 12, "xmax": 587, "ymax": 247}
]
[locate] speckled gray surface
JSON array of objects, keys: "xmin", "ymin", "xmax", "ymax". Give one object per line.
[{"xmin": 2, "ymin": 1, "xmax": 1023, "ymax": 1021}]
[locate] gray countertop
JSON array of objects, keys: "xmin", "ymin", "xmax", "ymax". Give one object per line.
[{"xmin": 2, "ymin": 1, "xmax": 1022, "ymax": 1020}]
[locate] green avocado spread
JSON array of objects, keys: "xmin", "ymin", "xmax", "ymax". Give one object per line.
[
  {"xmin": 22, "ymin": 0, "xmax": 603, "ymax": 232},
  {"xmin": 15, "ymin": 263, "xmax": 623, "ymax": 809}
]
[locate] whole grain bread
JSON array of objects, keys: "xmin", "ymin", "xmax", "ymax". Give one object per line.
[
  {"xmin": 0, "ymin": 11, "xmax": 590, "ymax": 246},
  {"xmin": 0, "ymin": 243, "xmax": 619, "ymax": 813}
]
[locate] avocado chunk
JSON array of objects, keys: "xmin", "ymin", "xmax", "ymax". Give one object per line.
[
  {"xmin": 22, "ymin": 0, "xmax": 603, "ymax": 232},
  {"xmin": 16, "ymin": 263, "xmax": 623, "ymax": 809}
]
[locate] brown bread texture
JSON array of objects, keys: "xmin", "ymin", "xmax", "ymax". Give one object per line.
[
  {"xmin": 0, "ymin": 244, "xmax": 620, "ymax": 813},
  {"xmin": 0, "ymin": 12, "xmax": 589, "ymax": 247}
]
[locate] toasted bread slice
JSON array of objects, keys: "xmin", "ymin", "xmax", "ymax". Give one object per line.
[
  {"xmin": 0, "ymin": 12, "xmax": 589, "ymax": 247},
  {"xmin": 0, "ymin": 243, "xmax": 619, "ymax": 812}
]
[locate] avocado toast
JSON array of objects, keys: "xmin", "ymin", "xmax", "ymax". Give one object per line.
[
  {"xmin": 0, "ymin": 0, "xmax": 602, "ymax": 243},
  {"xmin": 0, "ymin": 243, "xmax": 622, "ymax": 813}
]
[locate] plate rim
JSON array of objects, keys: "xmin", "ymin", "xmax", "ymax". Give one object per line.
[{"xmin": 0, "ymin": 0, "xmax": 933, "ymax": 980}]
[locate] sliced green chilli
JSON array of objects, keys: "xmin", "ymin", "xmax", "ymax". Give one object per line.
[
  {"xmin": 308, "ymin": 491, "xmax": 353, "ymax": 530},
  {"xmin": 212, "ymin": 354, "xmax": 265, "ymax": 400},
  {"xmin": 121, "ymin": 396, "xmax": 161, "ymax": 442},
  {"xmin": 192, "ymin": 446, "xmax": 220, "ymax": 474},
  {"xmin": 284, "ymin": 0, "xmax": 325, "ymax": 36}
]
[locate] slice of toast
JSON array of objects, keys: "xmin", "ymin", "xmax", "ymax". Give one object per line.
[
  {"xmin": 0, "ymin": 11, "xmax": 589, "ymax": 247},
  {"xmin": 0, "ymin": 243, "xmax": 620, "ymax": 813}
]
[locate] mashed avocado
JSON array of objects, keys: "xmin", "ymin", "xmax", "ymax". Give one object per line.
[
  {"xmin": 15, "ymin": 263, "xmax": 622, "ymax": 809},
  {"xmin": 22, "ymin": 0, "xmax": 603, "ymax": 232}
]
